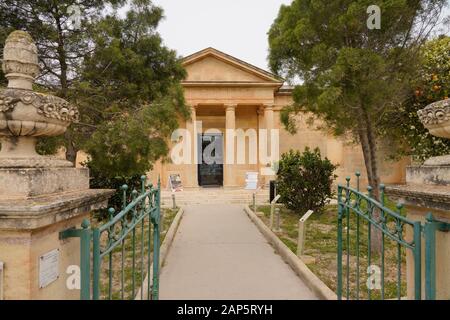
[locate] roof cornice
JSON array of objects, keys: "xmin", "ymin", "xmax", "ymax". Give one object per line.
[{"xmin": 181, "ymin": 81, "xmax": 283, "ymax": 88}]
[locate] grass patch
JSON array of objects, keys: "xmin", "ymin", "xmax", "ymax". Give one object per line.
[{"xmin": 255, "ymin": 202, "xmax": 407, "ymax": 300}]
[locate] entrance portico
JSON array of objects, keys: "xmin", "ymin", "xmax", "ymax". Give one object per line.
[
  {"xmin": 179, "ymin": 47, "xmax": 283, "ymax": 189},
  {"xmin": 185, "ymin": 102, "xmax": 278, "ymax": 189}
]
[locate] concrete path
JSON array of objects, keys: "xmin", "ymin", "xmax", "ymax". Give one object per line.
[{"xmin": 160, "ymin": 204, "xmax": 318, "ymax": 300}]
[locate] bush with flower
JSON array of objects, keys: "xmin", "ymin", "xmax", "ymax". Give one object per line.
[{"xmin": 400, "ymin": 36, "xmax": 450, "ymax": 162}]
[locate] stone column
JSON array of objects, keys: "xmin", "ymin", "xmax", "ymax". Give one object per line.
[
  {"xmin": 224, "ymin": 104, "xmax": 238, "ymax": 188},
  {"xmin": 185, "ymin": 105, "xmax": 198, "ymax": 188},
  {"xmin": 262, "ymin": 104, "xmax": 276, "ymax": 187},
  {"xmin": 0, "ymin": 31, "xmax": 114, "ymax": 300}
]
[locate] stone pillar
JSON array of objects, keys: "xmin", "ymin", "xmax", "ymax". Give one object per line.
[
  {"xmin": 386, "ymin": 99, "xmax": 450, "ymax": 300},
  {"xmin": 262, "ymin": 104, "xmax": 276, "ymax": 187},
  {"xmin": 224, "ymin": 104, "xmax": 237, "ymax": 188},
  {"xmin": 0, "ymin": 31, "xmax": 114, "ymax": 300},
  {"xmin": 185, "ymin": 105, "xmax": 198, "ymax": 188}
]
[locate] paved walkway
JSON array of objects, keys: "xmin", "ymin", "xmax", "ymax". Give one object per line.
[{"xmin": 160, "ymin": 204, "xmax": 317, "ymax": 300}]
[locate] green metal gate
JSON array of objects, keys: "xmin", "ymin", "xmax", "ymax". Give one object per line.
[
  {"xmin": 337, "ymin": 172, "xmax": 449, "ymax": 300},
  {"xmin": 61, "ymin": 176, "xmax": 161, "ymax": 300}
]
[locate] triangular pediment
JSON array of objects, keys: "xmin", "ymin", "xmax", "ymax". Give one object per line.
[{"xmin": 182, "ymin": 48, "xmax": 283, "ymax": 84}]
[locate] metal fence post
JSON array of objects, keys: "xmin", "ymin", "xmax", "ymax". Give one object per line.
[
  {"xmin": 413, "ymin": 221, "xmax": 422, "ymax": 300},
  {"xmin": 424, "ymin": 213, "xmax": 436, "ymax": 300},
  {"xmin": 152, "ymin": 177, "xmax": 161, "ymax": 300},
  {"xmin": 337, "ymin": 185, "xmax": 343, "ymax": 300},
  {"xmin": 79, "ymin": 219, "xmax": 91, "ymax": 300},
  {"xmin": 92, "ymin": 228, "xmax": 101, "ymax": 300}
]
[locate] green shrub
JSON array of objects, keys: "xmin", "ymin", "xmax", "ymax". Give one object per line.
[
  {"xmin": 276, "ymin": 147, "xmax": 337, "ymax": 214},
  {"xmin": 88, "ymin": 165, "xmax": 147, "ymax": 220}
]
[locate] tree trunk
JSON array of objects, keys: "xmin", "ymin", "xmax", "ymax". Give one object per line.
[
  {"xmin": 64, "ymin": 131, "xmax": 77, "ymax": 165},
  {"xmin": 358, "ymin": 114, "xmax": 382, "ymax": 254},
  {"xmin": 54, "ymin": 9, "xmax": 76, "ymax": 164},
  {"xmin": 365, "ymin": 115, "xmax": 382, "ymax": 254}
]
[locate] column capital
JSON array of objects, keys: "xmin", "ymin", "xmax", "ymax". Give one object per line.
[
  {"xmin": 224, "ymin": 104, "xmax": 237, "ymax": 112},
  {"xmin": 262, "ymin": 103, "xmax": 275, "ymax": 110}
]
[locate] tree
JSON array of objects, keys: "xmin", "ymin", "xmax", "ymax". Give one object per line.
[
  {"xmin": 268, "ymin": 0, "xmax": 446, "ymax": 251},
  {"xmin": 385, "ymin": 36, "xmax": 450, "ymax": 162},
  {"xmin": 0, "ymin": 0, "xmax": 125, "ymax": 160},
  {"xmin": 71, "ymin": 2, "xmax": 188, "ymax": 178},
  {"xmin": 277, "ymin": 148, "xmax": 337, "ymax": 214},
  {"xmin": 0, "ymin": 1, "xmax": 189, "ymax": 184}
]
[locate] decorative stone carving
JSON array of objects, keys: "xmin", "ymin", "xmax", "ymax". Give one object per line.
[
  {"xmin": 417, "ymin": 99, "xmax": 450, "ymax": 140},
  {"xmin": 0, "ymin": 30, "xmax": 79, "ymax": 161},
  {"xmin": 0, "ymin": 89, "xmax": 79, "ymax": 122},
  {"xmin": 417, "ymin": 99, "xmax": 450, "ymax": 126},
  {"xmin": 2, "ymin": 31, "xmax": 40, "ymax": 88}
]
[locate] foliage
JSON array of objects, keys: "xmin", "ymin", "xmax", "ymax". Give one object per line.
[
  {"xmin": 385, "ymin": 36, "xmax": 450, "ymax": 163},
  {"xmin": 268, "ymin": 0, "xmax": 447, "ymax": 196},
  {"xmin": 73, "ymin": 2, "xmax": 188, "ymax": 177},
  {"xmin": 276, "ymin": 148, "xmax": 337, "ymax": 214},
  {"xmin": 0, "ymin": 0, "xmax": 189, "ymax": 189},
  {"xmin": 88, "ymin": 169, "xmax": 144, "ymax": 219},
  {"xmin": 0, "ymin": 0, "xmax": 122, "ymax": 93}
]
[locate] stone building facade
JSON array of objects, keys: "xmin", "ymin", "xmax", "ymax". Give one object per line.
[{"xmin": 147, "ymin": 48, "xmax": 409, "ymax": 189}]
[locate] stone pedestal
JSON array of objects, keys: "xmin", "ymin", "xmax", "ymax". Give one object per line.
[
  {"xmin": 386, "ymin": 99, "xmax": 450, "ymax": 300},
  {"xmin": 0, "ymin": 166, "xmax": 114, "ymax": 299},
  {"xmin": 387, "ymin": 173, "xmax": 450, "ymax": 299}
]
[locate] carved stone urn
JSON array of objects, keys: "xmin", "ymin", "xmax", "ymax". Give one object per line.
[
  {"xmin": 0, "ymin": 31, "xmax": 79, "ymax": 167},
  {"xmin": 417, "ymin": 99, "xmax": 450, "ymax": 165},
  {"xmin": 0, "ymin": 31, "xmax": 115, "ymax": 300}
]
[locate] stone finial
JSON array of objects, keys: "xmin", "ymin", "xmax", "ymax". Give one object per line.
[
  {"xmin": 0, "ymin": 30, "xmax": 78, "ymax": 165},
  {"xmin": 2, "ymin": 30, "xmax": 40, "ymax": 90}
]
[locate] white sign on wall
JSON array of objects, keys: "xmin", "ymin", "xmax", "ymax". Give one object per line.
[
  {"xmin": 245, "ymin": 172, "xmax": 259, "ymax": 190},
  {"xmin": 39, "ymin": 249, "xmax": 60, "ymax": 289}
]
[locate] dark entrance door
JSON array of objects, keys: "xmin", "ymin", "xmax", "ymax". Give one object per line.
[{"xmin": 197, "ymin": 133, "xmax": 223, "ymax": 187}]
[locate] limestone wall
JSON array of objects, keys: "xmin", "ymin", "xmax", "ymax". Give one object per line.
[
  {"xmin": 0, "ymin": 214, "xmax": 87, "ymax": 299},
  {"xmin": 274, "ymin": 94, "xmax": 408, "ymax": 188}
]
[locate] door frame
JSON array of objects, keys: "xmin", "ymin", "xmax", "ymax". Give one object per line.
[{"xmin": 197, "ymin": 132, "xmax": 224, "ymax": 187}]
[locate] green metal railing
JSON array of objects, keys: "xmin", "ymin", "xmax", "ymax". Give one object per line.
[
  {"xmin": 61, "ymin": 175, "xmax": 161, "ymax": 300},
  {"xmin": 337, "ymin": 173, "xmax": 422, "ymax": 300},
  {"xmin": 337, "ymin": 172, "xmax": 450, "ymax": 300},
  {"xmin": 423, "ymin": 212, "xmax": 450, "ymax": 300}
]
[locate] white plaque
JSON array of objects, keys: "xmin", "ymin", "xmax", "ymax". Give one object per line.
[{"xmin": 39, "ymin": 249, "xmax": 60, "ymax": 288}]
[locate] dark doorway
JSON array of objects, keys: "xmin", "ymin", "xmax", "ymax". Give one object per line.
[{"xmin": 197, "ymin": 133, "xmax": 224, "ymax": 187}]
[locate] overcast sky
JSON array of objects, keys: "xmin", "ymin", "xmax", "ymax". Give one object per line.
[
  {"xmin": 150, "ymin": 0, "xmax": 449, "ymax": 72},
  {"xmin": 151, "ymin": 0, "xmax": 292, "ymax": 71}
]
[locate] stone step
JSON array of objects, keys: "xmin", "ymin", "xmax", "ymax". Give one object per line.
[{"xmin": 160, "ymin": 188, "xmax": 272, "ymax": 206}]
